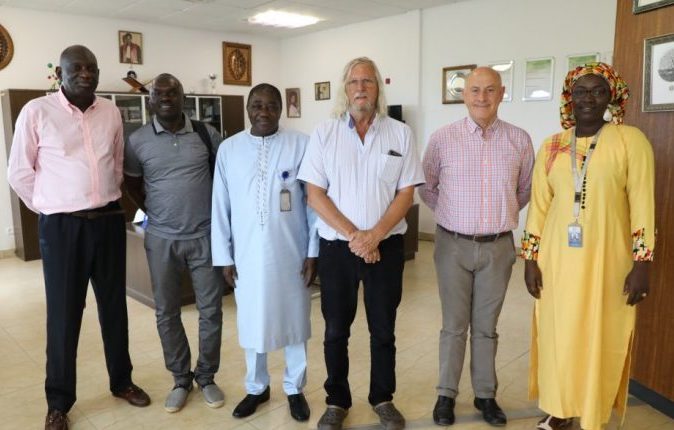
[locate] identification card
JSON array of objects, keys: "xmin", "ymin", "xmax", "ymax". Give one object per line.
[
  {"xmin": 280, "ymin": 189, "xmax": 291, "ymax": 212},
  {"xmin": 568, "ymin": 222, "xmax": 583, "ymax": 248}
]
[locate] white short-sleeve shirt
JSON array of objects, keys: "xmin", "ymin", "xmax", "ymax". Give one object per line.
[{"xmin": 297, "ymin": 114, "xmax": 424, "ymax": 240}]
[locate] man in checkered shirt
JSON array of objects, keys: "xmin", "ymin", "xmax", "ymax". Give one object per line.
[{"xmin": 420, "ymin": 66, "xmax": 534, "ymax": 428}]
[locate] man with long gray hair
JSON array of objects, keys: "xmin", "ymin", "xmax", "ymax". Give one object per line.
[{"xmin": 298, "ymin": 57, "xmax": 424, "ymax": 430}]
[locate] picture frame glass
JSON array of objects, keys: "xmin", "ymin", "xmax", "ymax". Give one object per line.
[
  {"xmin": 223, "ymin": 42, "xmax": 252, "ymax": 86},
  {"xmin": 523, "ymin": 58, "xmax": 554, "ymax": 101},
  {"xmin": 644, "ymin": 34, "xmax": 674, "ymax": 111},
  {"xmin": 489, "ymin": 61, "xmax": 513, "ymax": 102},
  {"xmin": 286, "ymin": 88, "xmax": 301, "ymax": 118},
  {"xmin": 119, "ymin": 31, "xmax": 143, "ymax": 65},
  {"xmin": 314, "ymin": 82, "xmax": 330, "ymax": 100},
  {"xmin": 442, "ymin": 65, "xmax": 476, "ymax": 104},
  {"xmin": 633, "ymin": 0, "xmax": 674, "ymax": 14},
  {"xmin": 567, "ymin": 53, "xmax": 599, "ymax": 71}
]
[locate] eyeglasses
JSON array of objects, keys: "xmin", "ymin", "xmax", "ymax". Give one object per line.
[
  {"xmin": 571, "ymin": 87, "xmax": 609, "ymax": 98},
  {"xmin": 346, "ymin": 78, "xmax": 376, "ymax": 88}
]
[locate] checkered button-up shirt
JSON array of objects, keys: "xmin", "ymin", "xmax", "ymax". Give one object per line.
[{"xmin": 419, "ymin": 117, "xmax": 534, "ymax": 235}]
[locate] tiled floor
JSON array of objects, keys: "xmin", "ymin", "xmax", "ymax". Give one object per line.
[{"xmin": 0, "ymin": 241, "xmax": 672, "ymax": 430}]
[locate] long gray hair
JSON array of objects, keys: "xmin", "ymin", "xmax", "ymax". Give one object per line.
[{"xmin": 332, "ymin": 57, "xmax": 388, "ymax": 118}]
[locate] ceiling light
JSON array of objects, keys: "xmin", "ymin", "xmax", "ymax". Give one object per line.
[{"xmin": 248, "ymin": 10, "xmax": 320, "ymax": 29}]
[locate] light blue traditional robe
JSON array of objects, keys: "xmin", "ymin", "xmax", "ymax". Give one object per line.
[{"xmin": 211, "ymin": 128, "xmax": 319, "ymax": 353}]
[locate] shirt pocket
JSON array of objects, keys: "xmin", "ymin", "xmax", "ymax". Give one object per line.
[{"xmin": 378, "ymin": 154, "xmax": 403, "ymax": 185}]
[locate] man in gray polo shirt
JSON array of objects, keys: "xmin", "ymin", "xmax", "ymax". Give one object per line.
[{"xmin": 124, "ymin": 73, "xmax": 226, "ymax": 413}]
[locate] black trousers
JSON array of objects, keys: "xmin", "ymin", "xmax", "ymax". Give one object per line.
[
  {"xmin": 39, "ymin": 202, "xmax": 133, "ymax": 413},
  {"xmin": 318, "ymin": 235, "xmax": 404, "ymax": 409}
]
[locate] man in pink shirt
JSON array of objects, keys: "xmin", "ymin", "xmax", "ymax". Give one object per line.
[
  {"xmin": 420, "ymin": 67, "xmax": 534, "ymax": 427},
  {"xmin": 7, "ymin": 45, "xmax": 150, "ymax": 430}
]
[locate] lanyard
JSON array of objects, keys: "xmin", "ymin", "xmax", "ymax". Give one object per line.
[{"xmin": 570, "ymin": 126, "xmax": 602, "ymax": 220}]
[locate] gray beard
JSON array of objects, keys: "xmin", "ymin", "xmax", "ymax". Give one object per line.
[{"xmin": 350, "ymin": 101, "xmax": 374, "ymax": 114}]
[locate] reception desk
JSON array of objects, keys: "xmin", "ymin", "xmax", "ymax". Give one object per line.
[{"xmin": 125, "ymin": 223, "xmax": 195, "ymax": 309}]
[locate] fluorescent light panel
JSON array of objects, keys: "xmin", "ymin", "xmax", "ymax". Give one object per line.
[{"xmin": 248, "ymin": 10, "xmax": 320, "ymax": 28}]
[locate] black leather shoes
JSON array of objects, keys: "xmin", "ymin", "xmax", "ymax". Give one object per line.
[
  {"xmin": 232, "ymin": 386, "xmax": 270, "ymax": 418},
  {"xmin": 288, "ymin": 393, "xmax": 310, "ymax": 421},
  {"xmin": 473, "ymin": 397, "xmax": 507, "ymax": 426},
  {"xmin": 433, "ymin": 395, "xmax": 455, "ymax": 426}
]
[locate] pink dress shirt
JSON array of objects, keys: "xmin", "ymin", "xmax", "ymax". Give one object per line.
[
  {"xmin": 419, "ymin": 117, "xmax": 534, "ymax": 235},
  {"xmin": 7, "ymin": 89, "xmax": 124, "ymax": 214}
]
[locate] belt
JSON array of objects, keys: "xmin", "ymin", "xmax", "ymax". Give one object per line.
[
  {"xmin": 439, "ymin": 225, "xmax": 510, "ymax": 243},
  {"xmin": 68, "ymin": 207, "xmax": 125, "ymax": 220}
]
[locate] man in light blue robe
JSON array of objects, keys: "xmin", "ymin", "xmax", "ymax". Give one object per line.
[{"xmin": 211, "ymin": 84, "xmax": 318, "ymax": 422}]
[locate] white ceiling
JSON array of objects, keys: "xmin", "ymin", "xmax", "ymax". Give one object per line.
[{"xmin": 0, "ymin": 0, "xmax": 470, "ymax": 37}]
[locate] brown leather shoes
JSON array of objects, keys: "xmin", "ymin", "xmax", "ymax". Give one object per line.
[
  {"xmin": 112, "ymin": 383, "xmax": 151, "ymax": 407},
  {"xmin": 45, "ymin": 410, "xmax": 68, "ymax": 430}
]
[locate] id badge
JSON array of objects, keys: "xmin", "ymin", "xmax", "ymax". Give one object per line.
[
  {"xmin": 280, "ymin": 189, "xmax": 291, "ymax": 212},
  {"xmin": 568, "ymin": 222, "xmax": 582, "ymax": 248}
]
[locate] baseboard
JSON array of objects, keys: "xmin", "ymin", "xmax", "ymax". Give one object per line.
[
  {"xmin": 419, "ymin": 232, "xmax": 435, "ymax": 242},
  {"xmin": 0, "ymin": 249, "xmax": 15, "ymax": 259},
  {"xmin": 629, "ymin": 379, "xmax": 674, "ymax": 419}
]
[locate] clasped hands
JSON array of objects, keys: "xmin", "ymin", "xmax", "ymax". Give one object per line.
[{"xmin": 347, "ymin": 229, "xmax": 382, "ymax": 264}]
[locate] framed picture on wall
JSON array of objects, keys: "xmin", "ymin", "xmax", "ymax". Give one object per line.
[
  {"xmin": 523, "ymin": 57, "xmax": 554, "ymax": 101},
  {"xmin": 315, "ymin": 81, "xmax": 330, "ymax": 100},
  {"xmin": 118, "ymin": 31, "xmax": 143, "ymax": 64},
  {"xmin": 286, "ymin": 88, "xmax": 301, "ymax": 118},
  {"xmin": 567, "ymin": 52, "xmax": 599, "ymax": 71},
  {"xmin": 633, "ymin": 0, "xmax": 674, "ymax": 14},
  {"xmin": 0, "ymin": 23, "xmax": 14, "ymax": 71},
  {"xmin": 643, "ymin": 33, "xmax": 674, "ymax": 112},
  {"xmin": 442, "ymin": 64, "xmax": 476, "ymax": 104},
  {"xmin": 489, "ymin": 61, "xmax": 514, "ymax": 102},
  {"xmin": 222, "ymin": 42, "xmax": 252, "ymax": 86}
]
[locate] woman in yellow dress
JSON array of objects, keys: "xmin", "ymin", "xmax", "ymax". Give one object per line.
[{"xmin": 521, "ymin": 62, "xmax": 655, "ymax": 430}]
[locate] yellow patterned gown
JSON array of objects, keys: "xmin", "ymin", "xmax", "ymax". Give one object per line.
[{"xmin": 521, "ymin": 124, "xmax": 655, "ymax": 430}]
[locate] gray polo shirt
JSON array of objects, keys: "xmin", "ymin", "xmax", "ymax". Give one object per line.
[{"xmin": 124, "ymin": 114, "xmax": 223, "ymax": 240}]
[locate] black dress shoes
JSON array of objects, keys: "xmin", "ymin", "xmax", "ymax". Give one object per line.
[
  {"xmin": 288, "ymin": 393, "xmax": 310, "ymax": 421},
  {"xmin": 232, "ymin": 386, "xmax": 270, "ymax": 418},
  {"xmin": 473, "ymin": 397, "xmax": 507, "ymax": 426},
  {"xmin": 433, "ymin": 395, "xmax": 455, "ymax": 426}
]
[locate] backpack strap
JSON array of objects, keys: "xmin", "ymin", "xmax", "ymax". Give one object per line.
[{"xmin": 191, "ymin": 119, "xmax": 215, "ymax": 177}]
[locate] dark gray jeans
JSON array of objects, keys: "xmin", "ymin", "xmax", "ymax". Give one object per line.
[
  {"xmin": 434, "ymin": 227, "xmax": 516, "ymax": 399},
  {"xmin": 144, "ymin": 232, "xmax": 225, "ymax": 387}
]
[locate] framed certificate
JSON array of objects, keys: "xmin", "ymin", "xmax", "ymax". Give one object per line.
[
  {"xmin": 523, "ymin": 57, "xmax": 554, "ymax": 101},
  {"xmin": 489, "ymin": 61, "xmax": 514, "ymax": 102}
]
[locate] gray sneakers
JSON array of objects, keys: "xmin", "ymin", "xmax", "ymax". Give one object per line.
[
  {"xmin": 201, "ymin": 383, "xmax": 225, "ymax": 408},
  {"xmin": 317, "ymin": 405, "xmax": 348, "ymax": 430},
  {"xmin": 373, "ymin": 401, "xmax": 405, "ymax": 430},
  {"xmin": 164, "ymin": 384, "xmax": 193, "ymax": 413}
]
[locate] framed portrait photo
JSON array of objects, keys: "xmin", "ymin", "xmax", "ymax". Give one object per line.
[
  {"xmin": 643, "ymin": 33, "xmax": 674, "ymax": 112},
  {"xmin": 633, "ymin": 0, "xmax": 674, "ymax": 14},
  {"xmin": 119, "ymin": 31, "xmax": 143, "ymax": 65},
  {"xmin": 315, "ymin": 81, "xmax": 330, "ymax": 101},
  {"xmin": 442, "ymin": 64, "xmax": 476, "ymax": 104},
  {"xmin": 567, "ymin": 52, "xmax": 599, "ymax": 71},
  {"xmin": 223, "ymin": 42, "xmax": 252, "ymax": 86},
  {"xmin": 286, "ymin": 88, "xmax": 301, "ymax": 118},
  {"xmin": 523, "ymin": 57, "xmax": 554, "ymax": 101},
  {"xmin": 489, "ymin": 61, "xmax": 514, "ymax": 102}
]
